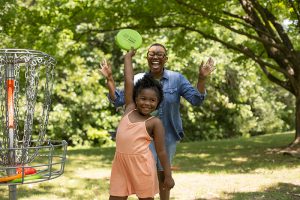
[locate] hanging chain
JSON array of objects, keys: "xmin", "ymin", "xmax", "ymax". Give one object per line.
[
  {"xmin": 0, "ymin": 60, "xmax": 7, "ymax": 165},
  {"xmin": 0, "ymin": 50, "xmax": 55, "ymax": 166},
  {"xmin": 37, "ymin": 57, "xmax": 55, "ymax": 145}
]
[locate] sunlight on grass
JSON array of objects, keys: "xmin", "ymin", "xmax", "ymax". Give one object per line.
[
  {"xmin": 176, "ymin": 152, "xmax": 210, "ymax": 158},
  {"xmin": 206, "ymin": 161, "xmax": 225, "ymax": 167},
  {"xmin": 231, "ymin": 157, "xmax": 248, "ymax": 162}
]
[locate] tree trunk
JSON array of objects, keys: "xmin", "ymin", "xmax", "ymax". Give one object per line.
[
  {"xmin": 277, "ymin": 95, "xmax": 300, "ymax": 155},
  {"xmin": 290, "ymin": 95, "xmax": 300, "ymax": 144},
  {"xmin": 289, "ymin": 95, "xmax": 300, "ymax": 147}
]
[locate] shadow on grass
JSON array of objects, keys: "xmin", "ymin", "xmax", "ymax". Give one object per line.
[
  {"xmin": 66, "ymin": 133, "xmax": 300, "ymax": 174},
  {"xmin": 0, "ymin": 177, "xmax": 110, "ymax": 200},
  {"xmin": 174, "ymin": 133, "xmax": 300, "ymax": 173},
  {"xmin": 0, "ymin": 147, "xmax": 113, "ymax": 200},
  {"xmin": 193, "ymin": 182, "xmax": 300, "ymax": 200},
  {"xmin": 67, "ymin": 146, "xmax": 115, "ymax": 168},
  {"xmin": 225, "ymin": 182, "xmax": 300, "ymax": 200}
]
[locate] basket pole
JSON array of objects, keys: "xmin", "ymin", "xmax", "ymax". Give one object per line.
[{"xmin": 6, "ymin": 63, "xmax": 17, "ymax": 200}]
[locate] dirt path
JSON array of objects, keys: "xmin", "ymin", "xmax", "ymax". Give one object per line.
[
  {"xmin": 171, "ymin": 168, "xmax": 300, "ymax": 200},
  {"xmin": 76, "ymin": 167, "xmax": 300, "ymax": 200}
]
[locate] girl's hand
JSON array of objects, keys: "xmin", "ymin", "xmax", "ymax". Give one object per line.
[
  {"xmin": 198, "ymin": 57, "xmax": 216, "ymax": 80},
  {"xmin": 124, "ymin": 48, "xmax": 136, "ymax": 59},
  {"xmin": 163, "ymin": 176, "xmax": 175, "ymax": 190},
  {"xmin": 99, "ymin": 59, "xmax": 112, "ymax": 78}
]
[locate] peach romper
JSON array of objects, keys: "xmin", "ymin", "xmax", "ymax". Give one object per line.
[{"xmin": 109, "ymin": 109, "xmax": 159, "ymax": 198}]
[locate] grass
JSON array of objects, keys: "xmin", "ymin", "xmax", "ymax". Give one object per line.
[{"xmin": 0, "ymin": 132, "xmax": 300, "ymax": 200}]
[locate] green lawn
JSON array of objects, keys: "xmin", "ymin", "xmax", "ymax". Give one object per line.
[{"xmin": 1, "ymin": 132, "xmax": 300, "ymax": 200}]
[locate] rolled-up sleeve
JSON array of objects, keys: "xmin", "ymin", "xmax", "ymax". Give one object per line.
[
  {"xmin": 180, "ymin": 74, "xmax": 207, "ymax": 106},
  {"xmin": 108, "ymin": 89, "xmax": 125, "ymax": 108},
  {"xmin": 108, "ymin": 73, "xmax": 145, "ymax": 108}
]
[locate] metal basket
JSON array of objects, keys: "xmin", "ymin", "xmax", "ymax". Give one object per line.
[{"xmin": 0, "ymin": 49, "xmax": 67, "ymax": 200}]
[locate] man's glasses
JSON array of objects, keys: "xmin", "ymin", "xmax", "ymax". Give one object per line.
[{"xmin": 147, "ymin": 51, "xmax": 166, "ymax": 58}]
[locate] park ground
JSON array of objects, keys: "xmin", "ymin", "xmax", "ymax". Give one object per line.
[{"xmin": 1, "ymin": 132, "xmax": 300, "ymax": 200}]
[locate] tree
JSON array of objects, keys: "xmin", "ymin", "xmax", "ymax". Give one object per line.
[
  {"xmin": 97, "ymin": 0, "xmax": 300, "ymax": 146},
  {"xmin": 0, "ymin": 0, "xmax": 122, "ymax": 146},
  {"xmin": 0, "ymin": 0, "xmax": 296, "ymax": 146}
]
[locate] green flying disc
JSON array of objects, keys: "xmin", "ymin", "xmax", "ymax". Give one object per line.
[
  {"xmin": 10, "ymin": 174, "xmax": 43, "ymax": 183},
  {"xmin": 115, "ymin": 29, "xmax": 143, "ymax": 51}
]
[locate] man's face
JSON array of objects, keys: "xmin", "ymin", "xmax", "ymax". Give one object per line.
[{"xmin": 147, "ymin": 45, "xmax": 168, "ymax": 76}]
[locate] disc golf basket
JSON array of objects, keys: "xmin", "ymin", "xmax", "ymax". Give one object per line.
[{"xmin": 0, "ymin": 49, "xmax": 67, "ymax": 200}]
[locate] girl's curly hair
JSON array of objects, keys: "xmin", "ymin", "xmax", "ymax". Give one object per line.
[{"xmin": 133, "ymin": 74, "xmax": 164, "ymax": 109}]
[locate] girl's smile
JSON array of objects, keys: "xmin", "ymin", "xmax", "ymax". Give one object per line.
[{"xmin": 135, "ymin": 89, "xmax": 159, "ymax": 116}]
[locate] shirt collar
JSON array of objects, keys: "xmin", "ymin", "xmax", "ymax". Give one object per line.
[
  {"xmin": 147, "ymin": 68, "xmax": 169, "ymax": 80},
  {"xmin": 162, "ymin": 69, "xmax": 169, "ymax": 80}
]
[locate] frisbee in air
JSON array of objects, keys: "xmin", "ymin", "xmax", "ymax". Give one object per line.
[{"xmin": 115, "ymin": 29, "xmax": 143, "ymax": 51}]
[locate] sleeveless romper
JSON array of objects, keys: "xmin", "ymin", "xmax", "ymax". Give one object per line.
[{"xmin": 109, "ymin": 110, "xmax": 159, "ymax": 198}]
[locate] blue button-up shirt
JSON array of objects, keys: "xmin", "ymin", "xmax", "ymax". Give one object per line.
[{"xmin": 109, "ymin": 69, "xmax": 206, "ymax": 141}]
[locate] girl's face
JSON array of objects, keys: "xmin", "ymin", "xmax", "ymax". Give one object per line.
[{"xmin": 135, "ymin": 88, "xmax": 159, "ymax": 116}]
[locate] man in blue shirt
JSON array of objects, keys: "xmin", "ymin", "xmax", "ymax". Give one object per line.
[{"xmin": 100, "ymin": 43, "xmax": 215, "ymax": 200}]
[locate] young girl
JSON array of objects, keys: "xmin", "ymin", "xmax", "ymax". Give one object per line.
[{"xmin": 101, "ymin": 49, "xmax": 175, "ymax": 200}]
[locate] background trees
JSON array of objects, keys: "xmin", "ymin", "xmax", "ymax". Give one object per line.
[
  {"xmin": 0, "ymin": 0, "xmax": 295, "ymax": 146},
  {"xmin": 97, "ymin": 0, "xmax": 299, "ymax": 145}
]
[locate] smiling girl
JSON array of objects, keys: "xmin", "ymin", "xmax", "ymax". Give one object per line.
[{"xmin": 104, "ymin": 49, "xmax": 175, "ymax": 200}]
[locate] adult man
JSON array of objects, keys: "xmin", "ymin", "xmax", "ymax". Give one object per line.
[{"xmin": 100, "ymin": 43, "xmax": 215, "ymax": 200}]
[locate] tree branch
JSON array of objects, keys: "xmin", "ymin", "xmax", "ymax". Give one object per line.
[
  {"xmin": 258, "ymin": 63, "xmax": 294, "ymax": 94},
  {"xmin": 251, "ymin": 0, "xmax": 294, "ymax": 50},
  {"xmin": 250, "ymin": 0, "xmax": 282, "ymax": 42},
  {"xmin": 160, "ymin": 23, "xmax": 285, "ymax": 71},
  {"xmin": 288, "ymin": 0, "xmax": 300, "ymax": 32},
  {"xmin": 174, "ymin": 0, "xmax": 292, "ymax": 56}
]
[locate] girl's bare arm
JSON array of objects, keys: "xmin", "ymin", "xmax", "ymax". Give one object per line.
[
  {"xmin": 152, "ymin": 118, "xmax": 175, "ymax": 189},
  {"xmin": 124, "ymin": 50, "xmax": 136, "ymax": 112}
]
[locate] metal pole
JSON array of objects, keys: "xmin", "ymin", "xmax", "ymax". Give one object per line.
[
  {"xmin": 9, "ymin": 183, "xmax": 17, "ymax": 200},
  {"xmin": 6, "ymin": 63, "xmax": 17, "ymax": 200}
]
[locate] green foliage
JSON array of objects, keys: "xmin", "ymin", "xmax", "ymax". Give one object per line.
[
  {"xmin": 0, "ymin": 0, "xmax": 295, "ymax": 145},
  {"xmin": 0, "ymin": 0, "xmax": 122, "ymax": 146},
  {"xmin": 180, "ymin": 42, "xmax": 294, "ymax": 141}
]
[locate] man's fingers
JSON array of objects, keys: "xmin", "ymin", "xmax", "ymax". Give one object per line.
[
  {"xmin": 201, "ymin": 58, "xmax": 215, "ymax": 73},
  {"xmin": 200, "ymin": 61, "xmax": 204, "ymax": 67},
  {"xmin": 209, "ymin": 58, "xmax": 215, "ymax": 67},
  {"xmin": 100, "ymin": 59, "xmax": 107, "ymax": 68},
  {"xmin": 205, "ymin": 58, "xmax": 214, "ymax": 67},
  {"xmin": 100, "ymin": 61, "xmax": 109, "ymax": 70},
  {"xmin": 102, "ymin": 58, "xmax": 107, "ymax": 65}
]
